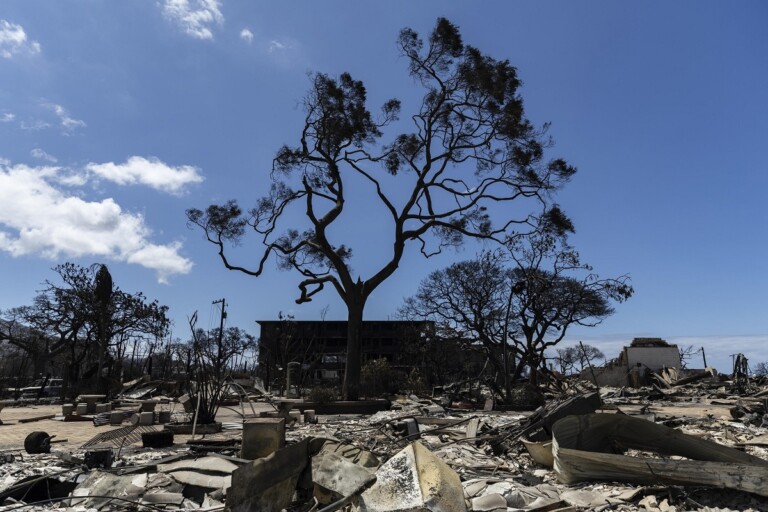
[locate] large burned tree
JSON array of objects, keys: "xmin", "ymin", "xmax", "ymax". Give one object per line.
[{"xmin": 187, "ymin": 18, "xmax": 576, "ymax": 399}]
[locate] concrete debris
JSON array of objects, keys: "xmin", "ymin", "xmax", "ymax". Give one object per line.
[
  {"xmin": 83, "ymin": 448, "xmax": 113, "ymax": 468},
  {"xmin": 227, "ymin": 438, "xmax": 310, "ymax": 512},
  {"xmin": 358, "ymin": 441, "xmax": 466, "ymax": 512},
  {"xmin": 153, "ymin": 454, "xmax": 241, "ymax": 493},
  {"xmin": 311, "ymin": 439, "xmax": 381, "ymax": 504},
  {"xmin": 313, "ymin": 449, "xmax": 376, "ymax": 503},
  {"xmin": 470, "ymin": 492, "xmax": 506, "ymax": 511},
  {"xmin": 69, "ymin": 470, "xmax": 146, "ymax": 510},
  {"xmin": 2, "ymin": 374, "xmax": 768, "ymax": 511},
  {"xmin": 240, "ymin": 417, "xmax": 286, "ymax": 459},
  {"xmin": 157, "ymin": 454, "xmax": 240, "ymax": 474}
]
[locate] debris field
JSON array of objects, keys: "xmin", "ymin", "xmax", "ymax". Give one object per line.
[{"xmin": 1, "ymin": 375, "xmax": 768, "ymax": 512}]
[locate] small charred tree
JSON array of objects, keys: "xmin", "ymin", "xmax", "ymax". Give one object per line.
[
  {"xmin": 6, "ymin": 263, "xmax": 169, "ymax": 398},
  {"xmin": 0, "ymin": 308, "xmax": 55, "ymax": 379},
  {"xmin": 186, "ymin": 311, "xmax": 257, "ymax": 425},
  {"xmin": 754, "ymin": 362, "xmax": 768, "ymax": 378},
  {"xmin": 187, "ymin": 18, "xmax": 576, "ymax": 399},
  {"xmin": 399, "ymin": 251, "xmax": 515, "ymax": 389},
  {"xmin": 506, "ymin": 233, "xmax": 632, "ymax": 384},
  {"xmin": 555, "ymin": 344, "xmax": 605, "ymax": 375}
]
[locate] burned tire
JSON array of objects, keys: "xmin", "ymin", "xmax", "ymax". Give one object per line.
[{"xmin": 24, "ymin": 431, "xmax": 51, "ymax": 454}]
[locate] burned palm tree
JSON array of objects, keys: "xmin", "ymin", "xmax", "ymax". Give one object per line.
[{"xmin": 93, "ymin": 264, "xmax": 113, "ymax": 392}]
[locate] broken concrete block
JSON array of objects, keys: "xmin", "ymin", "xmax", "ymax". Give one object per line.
[
  {"xmin": 61, "ymin": 404, "xmax": 74, "ymax": 416},
  {"xmin": 84, "ymin": 449, "xmax": 113, "ymax": 469},
  {"xmin": 240, "ymin": 417, "xmax": 285, "ymax": 460},
  {"xmin": 95, "ymin": 403, "xmax": 111, "ymax": 413},
  {"xmin": 157, "ymin": 455, "xmax": 240, "ymax": 491},
  {"xmin": 303, "ymin": 409, "xmax": 316, "ymax": 423},
  {"xmin": 359, "ymin": 441, "xmax": 466, "ymax": 512},
  {"xmin": 471, "ymin": 493, "xmax": 506, "ymax": 512},
  {"xmin": 142, "ymin": 430, "xmax": 174, "ymax": 448},
  {"xmin": 165, "ymin": 470, "xmax": 230, "ymax": 490},
  {"xmin": 309, "ymin": 436, "xmax": 381, "ymax": 503},
  {"xmin": 179, "ymin": 393, "xmax": 195, "ymax": 413},
  {"xmin": 312, "ymin": 450, "xmax": 376, "ymax": 503},
  {"xmin": 228, "ymin": 438, "xmax": 309, "ymax": 512},
  {"xmin": 140, "ymin": 493, "xmax": 185, "ymax": 506},
  {"xmin": 141, "ymin": 400, "xmax": 158, "ymax": 412},
  {"xmin": 110, "ymin": 411, "xmax": 123, "ymax": 425},
  {"xmin": 560, "ymin": 489, "xmax": 622, "ymax": 508},
  {"xmin": 131, "ymin": 412, "xmax": 154, "ymax": 425},
  {"xmin": 309, "ymin": 439, "xmax": 381, "ymax": 470},
  {"xmin": 69, "ymin": 470, "xmax": 145, "ymax": 509},
  {"xmin": 158, "ymin": 456, "xmax": 240, "ymax": 475},
  {"xmin": 394, "ymin": 418, "xmax": 419, "ymax": 438},
  {"xmin": 76, "ymin": 403, "xmax": 88, "ymax": 416}
]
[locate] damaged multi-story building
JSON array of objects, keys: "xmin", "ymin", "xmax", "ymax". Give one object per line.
[
  {"xmin": 255, "ymin": 320, "xmax": 437, "ymax": 391},
  {"xmin": 583, "ymin": 337, "xmax": 683, "ymax": 387}
]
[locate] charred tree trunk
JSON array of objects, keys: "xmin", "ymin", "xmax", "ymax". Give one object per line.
[
  {"xmin": 94, "ymin": 264, "xmax": 113, "ymax": 393},
  {"xmin": 342, "ymin": 290, "xmax": 365, "ymax": 401}
]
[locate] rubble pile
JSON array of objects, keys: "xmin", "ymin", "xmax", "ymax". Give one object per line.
[{"xmin": 1, "ymin": 378, "xmax": 768, "ymax": 511}]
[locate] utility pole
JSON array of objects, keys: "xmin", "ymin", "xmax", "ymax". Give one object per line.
[
  {"xmin": 213, "ymin": 298, "xmax": 227, "ymax": 332},
  {"xmin": 212, "ymin": 299, "xmax": 227, "ymax": 374}
]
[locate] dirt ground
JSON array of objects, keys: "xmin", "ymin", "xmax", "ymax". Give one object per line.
[{"xmin": 0, "ymin": 401, "xmax": 275, "ymax": 452}]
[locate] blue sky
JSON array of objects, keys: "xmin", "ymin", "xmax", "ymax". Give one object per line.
[{"xmin": 1, "ymin": 1, "xmax": 766, "ymax": 373}]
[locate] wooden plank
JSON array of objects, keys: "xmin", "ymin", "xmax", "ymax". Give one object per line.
[{"xmin": 19, "ymin": 414, "xmax": 56, "ymax": 423}]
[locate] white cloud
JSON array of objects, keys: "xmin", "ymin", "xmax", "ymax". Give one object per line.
[
  {"xmin": 240, "ymin": 28, "xmax": 253, "ymax": 43},
  {"xmin": 30, "ymin": 148, "xmax": 57, "ymax": 163},
  {"xmin": 86, "ymin": 156, "xmax": 204, "ymax": 195},
  {"xmin": 162, "ymin": 0, "xmax": 224, "ymax": 40},
  {"xmin": 268, "ymin": 39, "xmax": 287, "ymax": 52},
  {"xmin": 20, "ymin": 119, "xmax": 51, "ymax": 131},
  {"xmin": 0, "ymin": 20, "xmax": 40, "ymax": 59},
  {"xmin": 0, "ymin": 113, "xmax": 15, "ymax": 122},
  {"xmin": 0, "ymin": 161, "xmax": 193, "ymax": 282},
  {"xmin": 43, "ymin": 103, "xmax": 86, "ymax": 134}
]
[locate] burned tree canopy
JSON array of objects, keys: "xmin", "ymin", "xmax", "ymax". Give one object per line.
[
  {"xmin": 402, "ymin": 232, "xmax": 632, "ymax": 385},
  {"xmin": 399, "ymin": 251, "xmax": 513, "ymax": 378},
  {"xmin": 187, "ymin": 18, "xmax": 576, "ymax": 399},
  {"xmin": 507, "ymin": 233, "xmax": 632, "ymax": 382},
  {"xmin": 2, "ymin": 263, "xmax": 169, "ymax": 397}
]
